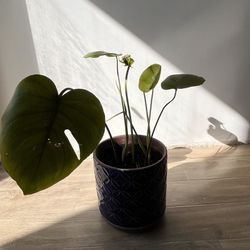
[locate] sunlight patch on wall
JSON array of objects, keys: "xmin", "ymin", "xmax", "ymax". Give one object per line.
[{"xmin": 25, "ymin": 0, "xmax": 249, "ymax": 146}]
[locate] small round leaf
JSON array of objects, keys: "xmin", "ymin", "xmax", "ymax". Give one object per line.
[
  {"xmin": 84, "ymin": 51, "xmax": 121, "ymax": 58},
  {"xmin": 139, "ymin": 64, "xmax": 161, "ymax": 92},
  {"xmin": 161, "ymin": 74, "xmax": 205, "ymax": 90}
]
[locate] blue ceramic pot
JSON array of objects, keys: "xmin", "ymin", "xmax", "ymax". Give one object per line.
[{"xmin": 93, "ymin": 135, "xmax": 167, "ymax": 230}]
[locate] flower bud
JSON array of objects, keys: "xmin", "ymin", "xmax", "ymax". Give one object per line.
[{"xmin": 121, "ymin": 54, "xmax": 134, "ymax": 66}]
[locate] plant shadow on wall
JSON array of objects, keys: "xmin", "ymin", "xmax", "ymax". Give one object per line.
[
  {"xmin": 2, "ymin": 144, "xmax": 250, "ymax": 249},
  {"xmin": 207, "ymin": 117, "xmax": 245, "ymax": 146}
]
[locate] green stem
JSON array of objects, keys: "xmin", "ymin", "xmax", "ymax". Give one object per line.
[
  {"xmin": 117, "ymin": 86, "xmax": 129, "ymax": 163},
  {"xmin": 143, "ymin": 90, "xmax": 154, "ymax": 164},
  {"xmin": 106, "ymin": 111, "xmax": 123, "ymax": 122},
  {"xmin": 148, "ymin": 89, "xmax": 154, "ymax": 128},
  {"xmin": 148, "ymin": 88, "xmax": 177, "ymax": 152},
  {"xmin": 147, "ymin": 89, "xmax": 154, "ymax": 164},
  {"xmin": 124, "ymin": 113, "xmax": 147, "ymax": 158},
  {"xmin": 143, "ymin": 92, "xmax": 150, "ymax": 128},
  {"xmin": 124, "ymin": 66, "xmax": 135, "ymax": 163},
  {"xmin": 105, "ymin": 123, "xmax": 118, "ymax": 165},
  {"xmin": 115, "ymin": 56, "xmax": 128, "ymax": 163},
  {"xmin": 143, "ymin": 92, "xmax": 150, "ymax": 164}
]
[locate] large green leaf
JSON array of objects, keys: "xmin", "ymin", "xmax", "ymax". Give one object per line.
[
  {"xmin": 161, "ymin": 74, "xmax": 205, "ymax": 90},
  {"xmin": 84, "ymin": 51, "xmax": 121, "ymax": 58},
  {"xmin": 139, "ymin": 64, "xmax": 161, "ymax": 92},
  {"xmin": 0, "ymin": 75, "xmax": 105, "ymax": 194}
]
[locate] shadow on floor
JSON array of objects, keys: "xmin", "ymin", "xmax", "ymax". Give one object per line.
[
  {"xmin": 1, "ymin": 144, "xmax": 250, "ymax": 249},
  {"xmin": 0, "ymin": 162, "xmax": 8, "ymax": 181},
  {"xmin": 168, "ymin": 147, "xmax": 192, "ymax": 163}
]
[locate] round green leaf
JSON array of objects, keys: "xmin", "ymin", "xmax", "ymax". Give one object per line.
[
  {"xmin": 139, "ymin": 64, "xmax": 161, "ymax": 92},
  {"xmin": 0, "ymin": 75, "xmax": 105, "ymax": 194},
  {"xmin": 161, "ymin": 74, "xmax": 205, "ymax": 90},
  {"xmin": 84, "ymin": 51, "xmax": 121, "ymax": 58}
]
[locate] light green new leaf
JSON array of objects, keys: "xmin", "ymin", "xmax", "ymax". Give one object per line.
[
  {"xmin": 0, "ymin": 75, "xmax": 105, "ymax": 194},
  {"xmin": 161, "ymin": 74, "xmax": 205, "ymax": 90},
  {"xmin": 139, "ymin": 64, "xmax": 161, "ymax": 92},
  {"xmin": 84, "ymin": 51, "xmax": 121, "ymax": 58}
]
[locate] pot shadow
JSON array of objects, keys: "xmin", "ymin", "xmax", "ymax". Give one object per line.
[
  {"xmin": 207, "ymin": 117, "xmax": 244, "ymax": 146},
  {"xmin": 0, "ymin": 162, "xmax": 8, "ymax": 181},
  {"xmin": 1, "ymin": 144, "xmax": 249, "ymax": 249},
  {"xmin": 168, "ymin": 147, "xmax": 192, "ymax": 164}
]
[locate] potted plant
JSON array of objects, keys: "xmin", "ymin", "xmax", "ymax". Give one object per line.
[{"xmin": 0, "ymin": 51, "xmax": 205, "ymax": 230}]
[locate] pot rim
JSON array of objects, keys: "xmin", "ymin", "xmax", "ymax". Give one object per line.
[{"xmin": 93, "ymin": 135, "xmax": 167, "ymax": 172}]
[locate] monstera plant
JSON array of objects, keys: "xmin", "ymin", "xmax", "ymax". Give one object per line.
[
  {"xmin": 0, "ymin": 51, "xmax": 205, "ymax": 201},
  {"xmin": 0, "ymin": 75, "xmax": 105, "ymax": 194}
]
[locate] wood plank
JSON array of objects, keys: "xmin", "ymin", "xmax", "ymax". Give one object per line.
[
  {"xmin": 168, "ymin": 145, "xmax": 250, "ymax": 182},
  {"xmin": 167, "ymin": 177, "xmax": 250, "ymax": 207},
  {"xmin": 1, "ymin": 202, "xmax": 250, "ymax": 249},
  {"xmin": 0, "ymin": 145, "xmax": 250, "ymax": 249},
  {"xmin": 220, "ymin": 238, "xmax": 250, "ymax": 249}
]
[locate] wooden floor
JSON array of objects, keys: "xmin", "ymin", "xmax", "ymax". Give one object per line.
[{"xmin": 0, "ymin": 144, "xmax": 250, "ymax": 249}]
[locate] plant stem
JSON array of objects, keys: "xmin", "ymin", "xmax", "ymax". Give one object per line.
[
  {"xmin": 106, "ymin": 111, "xmax": 123, "ymax": 122},
  {"xmin": 124, "ymin": 113, "xmax": 147, "ymax": 159},
  {"xmin": 105, "ymin": 123, "xmax": 118, "ymax": 165},
  {"xmin": 124, "ymin": 66, "xmax": 135, "ymax": 163},
  {"xmin": 118, "ymin": 87, "xmax": 129, "ymax": 163},
  {"xmin": 143, "ymin": 92, "xmax": 150, "ymax": 163},
  {"xmin": 143, "ymin": 92, "xmax": 150, "ymax": 129},
  {"xmin": 148, "ymin": 89, "xmax": 154, "ymax": 129},
  {"xmin": 148, "ymin": 88, "xmax": 177, "ymax": 155},
  {"xmin": 143, "ymin": 89, "xmax": 154, "ymax": 164},
  {"xmin": 115, "ymin": 56, "xmax": 128, "ymax": 163},
  {"xmin": 147, "ymin": 89, "xmax": 154, "ymax": 164}
]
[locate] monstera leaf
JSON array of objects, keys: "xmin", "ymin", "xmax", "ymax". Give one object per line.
[
  {"xmin": 0, "ymin": 75, "xmax": 105, "ymax": 194},
  {"xmin": 139, "ymin": 64, "xmax": 161, "ymax": 92},
  {"xmin": 161, "ymin": 74, "xmax": 205, "ymax": 90}
]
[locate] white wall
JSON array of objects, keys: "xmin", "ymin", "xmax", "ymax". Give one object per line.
[
  {"xmin": 89, "ymin": 0, "xmax": 250, "ymax": 145},
  {"xmin": 1, "ymin": 0, "xmax": 249, "ymax": 147},
  {"xmin": 0, "ymin": 0, "xmax": 39, "ymax": 119}
]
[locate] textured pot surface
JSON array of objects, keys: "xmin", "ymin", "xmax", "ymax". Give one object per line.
[{"xmin": 93, "ymin": 135, "xmax": 167, "ymax": 230}]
